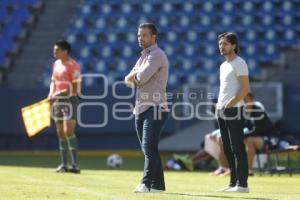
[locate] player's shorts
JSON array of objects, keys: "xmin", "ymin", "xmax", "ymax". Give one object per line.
[{"xmin": 52, "ymin": 96, "xmax": 79, "ymax": 123}]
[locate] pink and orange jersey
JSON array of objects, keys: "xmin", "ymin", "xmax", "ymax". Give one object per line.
[{"xmin": 51, "ymin": 58, "xmax": 81, "ymax": 96}]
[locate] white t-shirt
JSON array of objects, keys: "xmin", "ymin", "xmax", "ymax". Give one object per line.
[{"xmin": 217, "ymin": 56, "xmax": 249, "ymax": 109}]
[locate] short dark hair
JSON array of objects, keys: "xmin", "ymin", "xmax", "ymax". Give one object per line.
[
  {"xmin": 218, "ymin": 32, "xmax": 239, "ymax": 54},
  {"xmin": 55, "ymin": 40, "xmax": 71, "ymax": 53},
  {"xmin": 139, "ymin": 23, "xmax": 158, "ymax": 36}
]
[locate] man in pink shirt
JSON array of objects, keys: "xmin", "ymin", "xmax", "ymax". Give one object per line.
[
  {"xmin": 125, "ymin": 23, "xmax": 169, "ymax": 193},
  {"xmin": 48, "ymin": 40, "xmax": 81, "ymax": 173}
]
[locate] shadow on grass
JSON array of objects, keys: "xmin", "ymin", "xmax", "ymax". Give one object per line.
[{"xmin": 164, "ymin": 192, "xmax": 276, "ymax": 200}]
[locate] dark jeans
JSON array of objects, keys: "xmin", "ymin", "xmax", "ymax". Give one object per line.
[
  {"xmin": 135, "ymin": 106, "xmax": 168, "ymax": 190},
  {"xmin": 217, "ymin": 107, "xmax": 248, "ymax": 187}
]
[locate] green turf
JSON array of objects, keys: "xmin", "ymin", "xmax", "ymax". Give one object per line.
[{"xmin": 0, "ymin": 154, "xmax": 300, "ymax": 200}]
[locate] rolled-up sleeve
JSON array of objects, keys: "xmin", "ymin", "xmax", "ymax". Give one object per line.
[{"xmin": 136, "ymin": 52, "xmax": 163, "ymax": 85}]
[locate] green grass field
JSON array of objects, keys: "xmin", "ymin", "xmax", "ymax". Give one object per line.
[{"xmin": 0, "ymin": 153, "xmax": 300, "ymax": 200}]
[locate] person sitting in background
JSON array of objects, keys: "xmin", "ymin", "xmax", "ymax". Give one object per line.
[
  {"xmin": 173, "ymin": 93, "xmax": 282, "ymax": 176},
  {"xmin": 243, "ymin": 93, "xmax": 280, "ymax": 175},
  {"xmin": 173, "ymin": 129, "xmax": 230, "ymax": 175}
]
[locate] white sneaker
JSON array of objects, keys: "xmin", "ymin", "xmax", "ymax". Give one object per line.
[
  {"xmin": 134, "ymin": 184, "xmax": 150, "ymax": 193},
  {"xmin": 150, "ymin": 188, "xmax": 165, "ymax": 193},
  {"xmin": 215, "ymin": 186, "xmax": 234, "ymax": 192},
  {"xmin": 225, "ymin": 186, "xmax": 249, "ymax": 193}
]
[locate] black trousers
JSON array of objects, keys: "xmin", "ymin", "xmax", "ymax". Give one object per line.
[
  {"xmin": 135, "ymin": 106, "xmax": 168, "ymax": 190},
  {"xmin": 217, "ymin": 107, "xmax": 248, "ymax": 187}
]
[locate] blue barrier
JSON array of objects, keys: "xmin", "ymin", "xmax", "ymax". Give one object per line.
[{"xmin": 0, "ymin": 87, "xmax": 174, "ymax": 150}]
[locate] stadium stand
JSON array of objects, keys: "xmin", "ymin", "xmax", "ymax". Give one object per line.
[
  {"xmin": 1, "ymin": 1, "xmax": 300, "ymax": 150},
  {"xmin": 0, "ymin": 0, "xmax": 43, "ymax": 85},
  {"xmin": 33, "ymin": 0, "xmax": 300, "ymax": 89}
]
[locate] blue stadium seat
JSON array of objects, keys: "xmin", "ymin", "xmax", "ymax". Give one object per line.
[
  {"xmin": 162, "ymin": 2, "xmax": 173, "ymax": 13},
  {"xmin": 241, "ymin": 14, "xmax": 254, "ymax": 28},
  {"xmin": 0, "ymin": 8, "xmax": 7, "ymax": 21},
  {"xmin": 0, "ymin": 53, "xmax": 6, "ymax": 66},
  {"xmin": 244, "ymin": 30, "xmax": 257, "ymax": 42},
  {"xmin": 261, "ymin": 1, "xmax": 274, "ymax": 13},
  {"xmin": 95, "ymin": 60, "xmax": 107, "ymax": 73},
  {"xmin": 203, "ymin": 43, "xmax": 217, "ymax": 57},
  {"xmin": 241, "ymin": 1, "xmax": 255, "ymax": 13},
  {"xmin": 280, "ymin": 29, "xmax": 298, "ymax": 47},
  {"xmin": 168, "ymin": 73, "xmax": 179, "ymax": 87},
  {"xmin": 79, "ymin": 46, "xmax": 91, "ymax": 59},
  {"xmin": 166, "ymin": 31, "xmax": 177, "ymax": 43},
  {"xmin": 0, "ymin": 37, "xmax": 14, "ymax": 53},
  {"xmin": 116, "ymin": 59, "xmax": 129, "ymax": 73},
  {"xmin": 142, "ymin": 3, "xmax": 152, "ymax": 14},
  {"xmin": 187, "ymin": 73, "xmax": 198, "ymax": 84},
  {"xmin": 122, "ymin": 45, "xmax": 134, "ymax": 58},
  {"xmin": 207, "ymin": 73, "xmax": 218, "ymax": 87},
  {"xmin": 19, "ymin": 0, "xmax": 38, "ymax": 7},
  {"xmin": 200, "ymin": 14, "xmax": 212, "ymax": 28},
  {"xmin": 245, "ymin": 44, "xmax": 256, "ymax": 57},
  {"xmin": 185, "ymin": 30, "xmax": 197, "ymax": 42},
  {"xmin": 201, "ymin": 59, "xmax": 217, "ymax": 73},
  {"xmin": 258, "ymin": 43, "xmax": 279, "ymax": 63},
  {"xmin": 3, "ymin": 20, "xmax": 22, "ymax": 38},
  {"xmin": 201, "ymin": 1, "xmax": 214, "ymax": 14},
  {"xmin": 246, "ymin": 58, "xmax": 259, "ymax": 74},
  {"xmin": 163, "ymin": 44, "xmax": 174, "ymax": 57},
  {"xmin": 220, "ymin": 14, "xmax": 233, "ymax": 28},
  {"xmin": 183, "ymin": 2, "xmax": 193, "ymax": 13},
  {"xmin": 101, "ymin": 3, "xmax": 112, "ymax": 15},
  {"xmin": 264, "ymin": 29, "xmax": 277, "ymax": 43},
  {"xmin": 179, "ymin": 15, "xmax": 190, "ymax": 27},
  {"xmin": 83, "ymin": 75, "xmax": 96, "ymax": 87},
  {"xmin": 181, "ymin": 58, "xmax": 193, "ymax": 73},
  {"xmin": 39, "ymin": 0, "xmax": 300, "ymax": 88},
  {"xmin": 121, "ymin": 3, "xmax": 132, "ymax": 15},
  {"xmin": 0, "ymin": 0, "xmax": 17, "ymax": 7},
  {"xmin": 11, "ymin": 7, "xmax": 30, "ymax": 23},
  {"xmin": 206, "ymin": 30, "xmax": 217, "ymax": 43},
  {"xmin": 262, "ymin": 14, "xmax": 274, "ymax": 27},
  {"xmin": 222, "ymin": 1, "xmax": 234, "ymax": 13}
]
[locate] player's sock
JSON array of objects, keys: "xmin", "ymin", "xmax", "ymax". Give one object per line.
[
  {"xmin": 67, "ymin": 135, "xmax": 79, "ymax": 166},
  {"xmin": 59, "ymin": 139, "xmax": 68, "ymax": 166}
]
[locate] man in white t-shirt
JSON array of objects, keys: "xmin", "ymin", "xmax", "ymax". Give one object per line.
[{"xmin": 215, "ymin": 32, "xmax": 250, "ymax": 193}]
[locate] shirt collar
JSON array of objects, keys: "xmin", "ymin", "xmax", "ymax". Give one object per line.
[{"xmin": 141, "ymin": 43, "xmax": 158, "ymax": 55}]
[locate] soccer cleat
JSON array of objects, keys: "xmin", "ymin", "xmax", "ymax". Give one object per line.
[
  {"xmin": 225, "ymin": 186, "xmax": 249, "ymax": 193},
  {"xmin": 150, "ymin": 188, "xmax": 165, "ymax": 193},
  {"xmin": 215, "ymin": 186, "xmax": 234, "ymax": 192},
  {"xmin": 174, "ymin": 154, "xmax": 194, "ymax": 171},
  {"xmin": 68, "ymin": 165, "xmax": 81, "ymax": 174},
  {"xmin": 55, "ymin": 164, "xmax": 68, "ymax": 173},
  {"xmin": 134, "ymin": 184, "xmax": 150, "ymax": 193}
]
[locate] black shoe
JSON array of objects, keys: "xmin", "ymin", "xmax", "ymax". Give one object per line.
[
  {"xmin": 55, "ymin": 164, "xmax": 69, "ymax": 173},
  {"xmin": 68, "ymin": 165, "xmax": 80, "ymax": 174}
]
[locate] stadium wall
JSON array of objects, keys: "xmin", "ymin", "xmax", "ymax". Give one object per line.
[
  {"xmin": 1, "ymin": 84, "xmax": 299, "ymax": 150},
  {"xmin": 0, "ymin": 87, "xmax": 174, "ymax": 150}
]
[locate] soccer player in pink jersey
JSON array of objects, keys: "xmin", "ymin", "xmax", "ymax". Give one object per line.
[{"xmin": 48, "ymin": 40, "xmax": 81, "ymax": 173}]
